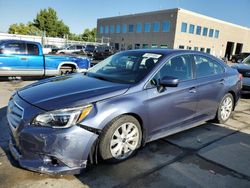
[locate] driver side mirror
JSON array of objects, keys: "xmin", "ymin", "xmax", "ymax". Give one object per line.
[
  {"xmin": 157, "ymin": 76, "xmax": 179, "ymax": 93},
  {"xmin": 160, "ymin": 76, "xmax": 179, "ymax": 87}
]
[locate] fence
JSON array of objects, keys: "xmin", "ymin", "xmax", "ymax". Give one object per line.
[{"xmin": 0, "ymin": 32, "xmax": 110, "ymax": 47}]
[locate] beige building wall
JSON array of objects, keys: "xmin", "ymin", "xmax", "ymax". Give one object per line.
[{"xmin": 174, "ymin": 9, "xmax": 250, "ymax": 58}]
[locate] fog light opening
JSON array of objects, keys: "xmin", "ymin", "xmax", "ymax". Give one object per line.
[{"xmin": 43, "ymin": 156, "xmax": 60, "ymax": 167}]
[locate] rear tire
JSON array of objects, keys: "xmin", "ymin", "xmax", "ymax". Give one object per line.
[
  {"xmin": 215, "ymin": 93, "xmax": 234, "ymax": 124},
  {"xmin": 99, "ymin": 115, "xmax": 142, "ymax": 163}
]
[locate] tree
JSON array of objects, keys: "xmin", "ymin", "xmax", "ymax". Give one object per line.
[
  {"xmin": 8, "ymin": 23, "xmax": 42, "ymax": 35},
  {"xmin": 33, "ymin": 7, "xmax": 70, "ymax": 37},
  {"xmin": 82, "ymin": 28, "xmax": 96, "ymax": 42}
]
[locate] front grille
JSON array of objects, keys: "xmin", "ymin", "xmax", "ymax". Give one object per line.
[{"xmin": 7, "ymin": 100, "xmax": 24, "ymax": 129}]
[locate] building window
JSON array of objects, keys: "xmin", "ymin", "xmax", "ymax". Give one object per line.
[
  {"xmin": 179, "ymin": 45, "xmax": 185, "ymax": 49},
  {"xmin": 194, "ymin": 47, "xmax": 199, "ymax": 51},
  {"xmin": 136, "ymin": 23, "xmax": 142, "ymax": 33},
  {"xmin": 200, "ymin": 47, "xmax": 205, "ymax": 52},
  {"xmin": 100, "ymin": 26, "xmax": 104, "ymax": 34},
  {"xmin": 143, "ymin": 44, "xmax": 149, "ymax": 48},
  {"xmin": 135, "ymin": 44, "xmax": 140, "ymax": 49},
  {"xmin": 144, "ymin": 23, "xmax": 151, "ymax": 32},
  {"xmin": 181, "ymin": 22, "xmax": 187, "ymax": 32},
  {"xmin": 209, "ymin": 29, "xmax": 214, "ymax": 37},
  {"xmin": 163, "ymin": 21, "xmax": 170, "ymax": 32},
  {"xmin": 122, "ymin": 24, "xmax": 127, "ymax": 33},
  {"xmin": 152, "ymin": 22, "xmax": 160, "ymax": 32},
  {"xmin": 189, "ymin": 24, "xmax": 195, "ymax": 34},
  {"xmin": 187, "ymin": 46, "xmax": 192, "ymax": 50},
  {"xmin": 116, "ymin": 24, "xmax": 121, "ymax": 33},
  {"xmin": 151, "ymin": 44, "xmax": 158, "ymax": 48},
  {"xmin": 203, "ymin": 27, "xmax": 208, "ymax": 36},
  {"xmin": 196, "ymin": 26, "xmax": 201, "ymax": 35},
  {"xmin": 115, "ymin": 43, "xmax": 119, "ymax": 50},
  {"xmin": 110, "ymin": 25, "xmax": 114, "ymax": 33},
  {"xmin": 105, "ymin": 25, "xmax": 109, "ymax": 34},
  {"xmin": 128, "ymin": 24, "xmax": 134, "ymax": 32},
  {"xmin": 215, "ymin": 30, "xmax": 219, "ymax": 38},
  {"xmin": 160, "ymin": 44, "xmax": 168, "ymax": 48},
  {"xmin": 206, "ymin": 48, "xmax": 211, "ymax": 54}
]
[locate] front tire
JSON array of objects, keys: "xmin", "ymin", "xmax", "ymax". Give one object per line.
[
  {"xmin": 215, "ymin": 93, "xmax": 234, "ymax": 124},
  {"xmin": 99, "ymin": 115, "xmax": 142, "ymax": 163}
]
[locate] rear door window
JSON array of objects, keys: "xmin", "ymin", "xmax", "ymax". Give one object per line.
[
  {"xmin": 194, "ymin": 55, "xmax": 224, "ymax": 78},
  {"xmin": 27, "ymin": 43, "xmax": 39, "ymax": 55},
  {"xmin": 2, "ymin": 42, "xmax": 26, "ymax": 55}
]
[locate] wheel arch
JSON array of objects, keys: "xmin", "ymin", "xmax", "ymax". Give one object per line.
[{"xmin": 57, "ymin": 62, "xmax": 79, "ymax": 74}]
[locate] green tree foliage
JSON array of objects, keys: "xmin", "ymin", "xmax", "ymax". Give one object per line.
[
  {"xmin": 8, "ymin": 7, "xmax": 96, "ymax": 41},
  {"xmin": 8, "ymin": 23, "xmax": 42, "ymax": 35},
  {"xmin": 81, "ymin": 28, "xmax": 96, "ymax": 42},
  {"xmin": 33, "ymin": 7, "xmax": 70, "ymax": 37}
]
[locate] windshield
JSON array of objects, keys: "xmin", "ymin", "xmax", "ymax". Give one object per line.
[
  {"xmin": 85, "ymin": 45, "xmax": 95, "ymax": 51},
  {"xmin": 87, "ymin": 51, "xmax": 164, "ymax": 84},
  {"xmin": 243, "ymin": 55, "xmax": 250, "ymax": 65}
]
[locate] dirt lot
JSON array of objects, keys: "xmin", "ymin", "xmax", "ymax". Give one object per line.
[{"xmin": 0, "ymin": 79, "xmax": 250, "ymax": 188}]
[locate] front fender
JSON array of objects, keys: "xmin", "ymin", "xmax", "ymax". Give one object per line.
[{"xmin": 80, "ymin": 91, "xmax": 150, "ymax": 136}]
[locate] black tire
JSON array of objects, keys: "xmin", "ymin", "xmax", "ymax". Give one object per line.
[
  {"xmin": 215, "ymin": 93, "xmax": 234, "ymax": 124},
  {"xmin": 99, "ymin": 115, "xmax": 142, "ymax": 163}
]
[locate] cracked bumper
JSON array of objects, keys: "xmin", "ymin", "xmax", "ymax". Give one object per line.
[{"xmin": 8, "ymin": 95, "xmax": 98, "ymax": 174}]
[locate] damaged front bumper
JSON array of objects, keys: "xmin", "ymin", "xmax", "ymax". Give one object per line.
[{"xmin": 7, "ymin": 94, "xmax": 98, "ymax": 174}]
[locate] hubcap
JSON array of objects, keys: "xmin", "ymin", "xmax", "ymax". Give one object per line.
[
  {"xmin": 110, "ymin": 122, "xmax": 139, "ymax": 160},
  {"xmin": 220, "ymin": 96, "xmax": 233, "ymax": 121}
]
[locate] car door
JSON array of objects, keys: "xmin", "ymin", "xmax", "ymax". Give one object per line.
[
  {"xmin": 192, "ymin": 54, "xmax": 226, "ymax": 120},
  {"xmin": 0, "ymin": 41, "xmax": 29, "ymax": 76},
  {"xmin": 145, "ymin": 54, "xmax": 198, "ymax": 137},
  {"xmin": 26, "ymin": 43, "xmax": 44, "ymax": 76}
]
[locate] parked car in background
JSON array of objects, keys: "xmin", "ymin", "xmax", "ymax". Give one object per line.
[
  {"xmin": 93, "ymin": 45, "xmax": 115, "ymax": 60},
  {"xmin": 232, "ymin": 55, "xmax": 250, "ymax": 92},
  {"xmin": 57, "ymin": 44, "xmax": 85, "ymax": 54},
  {"xmin": 0, "ymin": 40, "xmax": 91, "ymax": 76},
  {"xmin": 7, "ymin": 49, "xmax": 242, "ymax": 174},
  {"xmin": 84, "ymin": 44, "xmax": 97, "ymax": 57},
  {"xmin": 43, "ymin": 44, "xmax": 59, "ymax": 54},
  {"xmin": 231, "ymin": 52, "xmax": 250, "ymax": 63}
]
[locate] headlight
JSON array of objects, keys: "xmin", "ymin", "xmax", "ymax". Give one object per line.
[{"xmin": 32, "ymin": 105, "xmax": 93, "ymax": 128}]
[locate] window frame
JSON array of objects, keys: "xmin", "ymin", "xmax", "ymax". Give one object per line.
[
  {"xmin": 162, "ymin": 21, "xmax": 170, "ymax": 32},
  {"xmin": 181, "ymin": 22, "xmax": 187, "ymax": 33},
  {"xmin": 136, "ymin": 23, "xmax": 142, "ymax": 33},
  {"xmin": 193, "ymin": 54, "xmax": 225, "ymax": 79},
  {"xmin": 152, "ymin": 22, "xmax": 160, "ymax": 32},
  {"xmin": 189, "ymin": 24, "xmax": 195, "ymax": 34},
  {"xmin": 145, "ymin": 54, "xmax": 195, "ymax": 89},
  {"xmin": 144, "ymin": 23, "xmax": 151, "ymax": 32}
]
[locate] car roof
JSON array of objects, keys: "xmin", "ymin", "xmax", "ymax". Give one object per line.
[{"xmin": 125, "ymin": 48, "xmax": 212, "ymax": 56}]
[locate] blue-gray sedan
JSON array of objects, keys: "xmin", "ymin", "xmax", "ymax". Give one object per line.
[{"xmin": 7, "ymin": 49, "xmax": 242, "ymax": 174}]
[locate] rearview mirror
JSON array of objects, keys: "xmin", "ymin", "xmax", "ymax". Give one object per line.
[{"xmin": 159, "ymin": 76, "xmax": 179, "ymax": 87}]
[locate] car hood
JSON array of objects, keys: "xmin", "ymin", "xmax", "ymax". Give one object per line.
[
  {"xmin": 18, "ymin": 74, "xmax": 130, "ymax": 111},
  {"xmin": 232, "ymin": 63, "xmax": 250, "ymax": 71}
]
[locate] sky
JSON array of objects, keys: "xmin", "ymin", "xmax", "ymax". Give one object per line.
[{"xmin": 0, "ymin": 0, "xmax": 250, "ymax": 34}]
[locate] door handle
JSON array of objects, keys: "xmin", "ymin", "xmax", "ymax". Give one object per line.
[
  {"xmin": 20, "ymin": 57, "xmax": 28, "ymax": 61},
  {"xmin": 219, "ymin": 79, "xmax": 225, "ymax": 85},
  {"xmin": 189, "ymin": 87, "xmax": 196, "ymax": 93}
]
